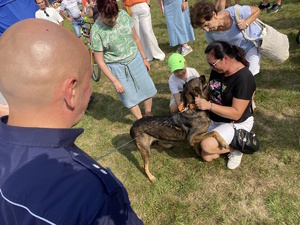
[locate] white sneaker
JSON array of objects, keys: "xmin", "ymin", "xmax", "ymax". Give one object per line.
[
  {"xmin": 181, "ymin": 46, "xmax": 193, "ymax": 57},
  {"xmin": 227, "ymin": 150, "xmax": 243, "ymax": 169}
]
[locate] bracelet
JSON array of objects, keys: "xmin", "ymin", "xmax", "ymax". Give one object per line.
[
  {"xmin": 245, "ymin": 22, "xmax": 249, "ymax": 28},
  {"xmin": 142, "ymin": 57, "xmax": 147, "ymax": 60},
  {"xmin": 210, "ymin": 102, "xmax": 212, "ymax": 111}
]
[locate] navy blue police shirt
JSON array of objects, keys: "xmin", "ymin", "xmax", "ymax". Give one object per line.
[{"xmin": 0, "ymin": 116, "xmax": 143, "ymax": 225}]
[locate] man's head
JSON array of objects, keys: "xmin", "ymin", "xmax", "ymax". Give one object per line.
[
  {"xmin": 168, "ymin": 53, "xmax": 187, "ymax": 79},
  {"xmin": 35, "ymin": 0, "xmax": 46, "ymax": 10},
  {"xmin": 0, "ymin": 19, "xmax": 92, "ymax": 128}
]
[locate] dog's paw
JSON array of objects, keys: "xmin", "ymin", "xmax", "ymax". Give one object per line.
[
  {"xmin": 149, "ymin": 176, "xmax": 157, "ymax": 182},
  {"xmin": 221, "ymin": 143, "xmax": 229, "ymax": 149}
]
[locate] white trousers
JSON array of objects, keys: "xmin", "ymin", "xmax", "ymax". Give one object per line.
[
  {"xmin": 131, "ymin": 3, "xmax": 165, "ymax": 61},
  {"xmin": 246, "ymin": 46, "xmax": 261, "ymax": 76}
]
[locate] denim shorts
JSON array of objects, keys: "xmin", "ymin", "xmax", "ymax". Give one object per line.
[{"xmin": 72, "ymin": 17, "xmax": 87, "ymax": 37}]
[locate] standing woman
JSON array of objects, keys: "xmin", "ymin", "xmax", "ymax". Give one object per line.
[
  {"xmin": 189, "ymin": 0, "xmax": 261, "ymax": 76},
  {"xmin": 91, "ymin": 0, "xmax": 157, "ymax": 119},
  {"xmin": 122, "ymin": 0, "xmax": 166, "ymax": 62},
  {"xmin": 195, "ymin": 41, "xmax": 256, "ymax": 169},
  {"xmin": 158, "ymin": 0, "xmax": 195, "ymax": 56}
]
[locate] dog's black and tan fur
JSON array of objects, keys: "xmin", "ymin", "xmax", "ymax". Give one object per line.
[{"xmin": 130, "ymin": 76, "xmax": 228, "ymax": 182}]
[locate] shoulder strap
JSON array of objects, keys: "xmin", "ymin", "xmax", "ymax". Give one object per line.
[{"xmin": 234, "ymin": 5, "xmax": 265, "ymax": 46}]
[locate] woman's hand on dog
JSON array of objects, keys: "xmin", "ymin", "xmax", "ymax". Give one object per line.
[
  {"xmin": 113, "ymin": 80, "xmax": 125, "ymax": 94},
  {"xmin": 195, "ymin": 97, "xmax": 210, "ymax": 111}
]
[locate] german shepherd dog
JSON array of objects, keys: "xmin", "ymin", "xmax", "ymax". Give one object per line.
[{"xmin": 130, "ymin": 76, "xmax": 228, "ymax": 182}]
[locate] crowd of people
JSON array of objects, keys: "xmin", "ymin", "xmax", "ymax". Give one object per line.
[{"xmin": 0, "ymin": 0, "xmax": 293, "ymax": 224}]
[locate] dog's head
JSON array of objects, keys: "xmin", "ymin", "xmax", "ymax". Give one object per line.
[{"xmin": 181, "ymin": 75, "xmax": 207, "ymax": 106}]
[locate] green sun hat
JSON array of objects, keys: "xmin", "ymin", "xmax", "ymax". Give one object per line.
[{"xmin": 168, "ymin": 53, "xmax": 186, "ymax": 73}]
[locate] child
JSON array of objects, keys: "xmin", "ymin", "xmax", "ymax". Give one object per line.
[{"xmin": 168, "ymin": 53, "xmax": 200, "ymax": 113}]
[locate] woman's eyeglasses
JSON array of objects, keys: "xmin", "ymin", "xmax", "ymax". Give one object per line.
[
  {"xmin": 208, "ymin": 59, "xmax": 221, "ymax": 68},
  {"xmin": 44, "ymin": 10, "xmax": 49, "ymax": 17}
]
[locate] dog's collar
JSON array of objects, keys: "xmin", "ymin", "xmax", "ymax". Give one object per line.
[{"xmin": 178, "ymin": 103, "xmax": 197, "ymax": 112}]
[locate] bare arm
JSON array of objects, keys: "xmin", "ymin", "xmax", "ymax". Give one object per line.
[
  {"xmin": 157, "ymin": 0, "xmax": 164, "ymax": 14},
  {"xmin": 195, "ymin": 97, "xmax": 250, "ymax": 121},
  {"xmin": 132, "ymin": 27, "xmax": 150, "ymax": 72},
  {"xmin": 94, "ymin": 51, "xmax": 125, "ymax": 93},
  {"xmin": 173, "ymin": 93, "xmax": 181, "ymax": 107},
  {"xmin": 81, "ymin": 1, "xmax": 86, "ymax": 17},
  {"xmin": 236, "ymin": 6, "xmax": 261, "ymax": 30},
  {"xmin": 60, "ymin": 10, "xmax": 73, "ymax": 22},
  {"xmin": 181, "ymin": 1, "xmax": 187, "ymax": 12}
]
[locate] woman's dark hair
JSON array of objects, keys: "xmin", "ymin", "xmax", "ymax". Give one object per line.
[
  {"xmin": 205, "ymin": 41, "xmax": 250, "ymax": 68},
  {"xmin": 97, "ymin": 0, "xmax": 119, "ymax": 18},
  {"xmin": 190, "ymin": 0, "xmax": 217, "ymax": 28}
]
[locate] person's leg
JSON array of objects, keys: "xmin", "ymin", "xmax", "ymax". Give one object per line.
[
  {"xmin": 226, "ymin": 0, "xmax": 231, "ymax": 9},
  {"xmin": 246, "ymin": 47, "xmax": 261, "ymax": 109},
  {"xmin": 245, "ymin": 47, "xmax": 261, "ymax": 76},
  {"xmin": 132, "ymin": 4, "xmax": 152, "ymax": 61},
  {"xmin": 129, "ymin": 105, "xmax": 143, "ymax": 119},
  {"xmin": 199, "ymin": 121, "xmax": 234, "ymax": 162},
  {"xmin": 214, "ymin": 0, "xmax": 220, "ymax": 10},
  {"xmin": 181, "ymin": 43, "xmax": 193, "ymax": 56},
  {"xmin": 72, "ymin": 20, "xmax": 82, "ymax": 39},
  {"xmin": 219, "ymin": 0, "xmax": 226, "ymax": 11},
  {"xmin": 143, "ymin": 97, "xmax": 153, "ymax": 116},
  {"xmin": 138, "ymin": 3, "xmax": 165, "ymax": 61},
  {"xmin": 267, "ymin": 0, "xmax": 282, "ymax": 13},
  {"xmin": 259, "ymin": 0, "xmax": 271, "ymax": 10},
  {"xmin": 200, "ymin": 136, "xmax": 230, "ymax": 162}
]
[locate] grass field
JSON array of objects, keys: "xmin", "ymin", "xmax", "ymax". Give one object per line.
[{"xmin": 64, "ymin": 0, "xmax": 300, "ymax": 224}]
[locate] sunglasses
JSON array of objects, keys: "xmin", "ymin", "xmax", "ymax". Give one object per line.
[
  {"xmin": 44, "ymin": 10, "xmax": 49, "ymax": 17},
  {"xmin": 208, "ymin": 59, "xmax": 221, "ymax": 68}
]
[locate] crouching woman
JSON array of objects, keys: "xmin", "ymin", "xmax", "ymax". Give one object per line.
[{"xmin": 195, "ymin": 41, "xmax": 256, "ymax": 169}]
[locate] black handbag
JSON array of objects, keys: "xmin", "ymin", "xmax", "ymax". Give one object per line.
[{"xmin": 231, "ymin": 126, "xmax": 260, "ymax": 154}]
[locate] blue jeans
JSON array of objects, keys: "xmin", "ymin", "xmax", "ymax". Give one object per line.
[{"xmin": 72, "ymin": 17, "xmax": 87, "ymax": 37}]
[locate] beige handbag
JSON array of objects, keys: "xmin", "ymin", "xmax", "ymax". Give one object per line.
[{"xmin": 234, "ymin": 6, "xmax": 289, "ymax": 63}]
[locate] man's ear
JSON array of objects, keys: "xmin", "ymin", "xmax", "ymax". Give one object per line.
[{"xmin": 64, "ymin": 77, "xmax": 78, "ymax": 110}]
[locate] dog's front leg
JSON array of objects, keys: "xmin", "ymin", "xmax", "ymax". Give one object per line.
[
  {"xmin": 188, "ymin": 132, "xmax": 206, "ymax": 147},
  {"xmin": 190, "ymin": 131, "xmax": 229, "ymax": 149}
]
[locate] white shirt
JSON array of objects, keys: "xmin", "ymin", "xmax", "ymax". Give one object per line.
[
  {"xmin": 168, "ymin": 67, "xmax": 200, "ymax": 95},
  {"xmin": 35, "ymin": 7, "xmax": 64, "ymax": 25},
  {"xmin": 60, "ymin": 0, "xmax": 82, "ymax": 19}
]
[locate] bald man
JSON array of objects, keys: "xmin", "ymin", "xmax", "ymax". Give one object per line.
[{"xmin": 0, "ymin": 19, "xmax": 143, "ymax": 225}]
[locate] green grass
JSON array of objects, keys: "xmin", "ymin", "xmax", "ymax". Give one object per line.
[{"xmin": 64, "ymin": 0, "xmax": 300, "ymax": 224}]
